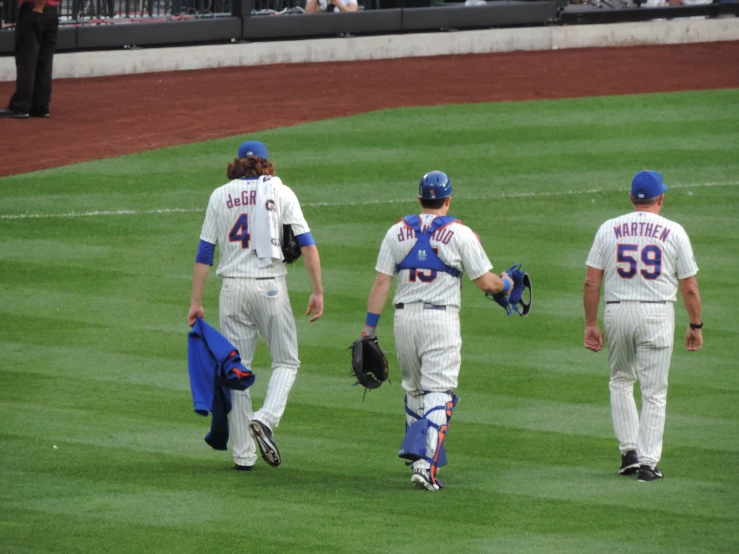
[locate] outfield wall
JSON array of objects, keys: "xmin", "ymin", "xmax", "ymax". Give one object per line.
[{"xmin": 0, "ymin": 17, "xmax": 737, "ymax": 81}]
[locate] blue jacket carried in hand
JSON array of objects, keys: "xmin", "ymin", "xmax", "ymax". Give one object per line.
[{"xmin": 187, "ymin": 318, "xmax": 256, "ymax": 450}]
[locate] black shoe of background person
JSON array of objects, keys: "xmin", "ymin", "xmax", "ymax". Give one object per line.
[
  {"xmin": 29, "ymin": 107, "xmax": 50, "ymax": 118},
  {"xmin": 619, "ymin": 450, "xmax": 640, "ymax": 476},
  {"xmin": 637, "ymin": 465, "xmax": 664, "ymax": 482},
  {"xmin": 0, "ymin": 107, "xmax": 29, "ymax": 119},
  {"xmin": 233, "ymin": 464, "xmax": 254, "ymax": 472}
]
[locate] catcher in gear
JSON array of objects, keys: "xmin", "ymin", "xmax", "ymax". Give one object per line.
[
  {"xmin": 358, "ymin": 170, "xmax": 515, "ymax": 491},
  {"xmin": 487, "ymin": 263, "xmax": 532, "ymax": 316},
  {"xmin": 349, "ymin": 335, "xmax": 390, "ymax": 395}
]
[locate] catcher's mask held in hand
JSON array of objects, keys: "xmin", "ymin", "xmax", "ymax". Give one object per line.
[
  {"xmin": 349, "ymin": 335, "xmax": 390, "ymax": 398},
  {"xmin": 485, "ymin": 263, "xmax": 532, "ymax": 317},
  {"xmin": 516, "ymin": 271, "xmax": 532, "ymax": 316}
]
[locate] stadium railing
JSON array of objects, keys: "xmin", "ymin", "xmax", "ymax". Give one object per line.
[
  {"xmin": 1, "ymin": 0, "xmax": 234, "ymax": 24},
  {"xmin": 1, "ymin": 0, "xmax": 737, "ymax": 53}
]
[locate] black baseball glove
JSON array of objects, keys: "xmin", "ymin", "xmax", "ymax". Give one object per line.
[
  {"xmin": 282, "ymin": 224, "xmax": 301, "ymax": 264},
  {"xmin": 349, "ymin": 335, "xmax": 389, "ymax": 392},
  {"xmin": 486, "ymin": 263, "xmax": 532, "ymax": 317}
]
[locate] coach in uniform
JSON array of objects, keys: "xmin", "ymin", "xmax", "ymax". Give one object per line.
[
  {"xmin": 361, "ymin": 171, "xmax": 512, "ymax": 491},
  {"xmin": 0, "ymin": 0, "xmax": 59, "ymax": 119},
  {"xmin": 187, "ymin": 140, "xmax": 324, "ymax": 471},
  {"xmin": 583, "ymin": 170, "xmax": 703, "ymax": 482}
]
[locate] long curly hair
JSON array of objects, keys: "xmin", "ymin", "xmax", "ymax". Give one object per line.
[{"xmin": 227, "ymin": 156, "xmax": 276, "ymax": 180}]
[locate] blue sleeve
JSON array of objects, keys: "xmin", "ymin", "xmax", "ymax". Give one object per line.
[
  {"xmin": 296, "ymin": 232, "xmax": 316, "ymax": 248},
  {"xmin": 195, "ymin": 239, "xmax": 216, "ymax": 265}
]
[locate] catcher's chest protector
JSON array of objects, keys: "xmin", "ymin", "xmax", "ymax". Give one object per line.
[{"xmin": 395, "ymin": 215, "xmax": 462, "ymax": 278}]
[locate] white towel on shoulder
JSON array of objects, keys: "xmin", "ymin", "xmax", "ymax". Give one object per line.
[{"xmin": 251, "ymin": 176, "xmax": 283, "ymax": 268}]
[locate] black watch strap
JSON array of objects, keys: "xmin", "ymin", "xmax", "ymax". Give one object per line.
[{"xmin": 690, "ymin": 321, "xmax": 703, "ymax": 330}]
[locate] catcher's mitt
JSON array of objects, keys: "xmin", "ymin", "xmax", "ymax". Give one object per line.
[
  {"xmin": 282, "ymin": 224, "xmax": 301, "ymax": 264},
  {"xmin": 349, "ymin": 335, "xmax": 389, "ymax": 393},
  {"xmin": 486, "ymin": 263, "xmax": 532, "ymax": 317}
]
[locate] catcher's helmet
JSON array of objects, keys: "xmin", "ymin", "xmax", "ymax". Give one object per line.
[{"xmin": 419, "ymin": 171, "xmax": 453, "ymax": 200}]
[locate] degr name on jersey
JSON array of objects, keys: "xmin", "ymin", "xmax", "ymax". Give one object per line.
[{"xmin": 226, "ymin": 190, "xmax": 258, "ymax": 209}]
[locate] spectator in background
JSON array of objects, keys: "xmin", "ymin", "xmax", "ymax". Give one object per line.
[
  {"xmin": 642, "ymin": 0, "xmax": 713, "ymax": 5},
  {"xmin": 0, "ymin": 0, "xmax": 59, "ymax": 119},
  {"xmin": 305, "ymin": 0, "xmax": 359, "ymax": 13}
]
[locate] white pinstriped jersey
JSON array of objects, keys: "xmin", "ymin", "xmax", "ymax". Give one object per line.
[
  {"xmin": 200, "ymin": 176, "xmax": 310, "ymax": 278},
  {"xmin": 586, "ymin": 211, "xmax": 698, "ymax": 302},
  {"xmin": 375, "ymin": 214, "xmax": 493, "ymax": 309}
]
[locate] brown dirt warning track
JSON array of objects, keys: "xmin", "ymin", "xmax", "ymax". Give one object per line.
[{"xmin": 0, "ymin": 41, "xmax": 738, "ymax": 177}]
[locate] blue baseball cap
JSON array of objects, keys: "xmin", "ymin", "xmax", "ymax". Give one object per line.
[
  {"xmin": 631, "ymin": 170, "xmax": 668, "ymax": 200},
  {"xmin": 419, "ymin": 170, "xmax": 453, "ymax": 200},
  {"xmin": 237, "ymin": 140, "xmax": 268, "ymax": 160}
]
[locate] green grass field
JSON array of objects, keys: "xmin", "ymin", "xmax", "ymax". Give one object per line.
[{"xmin": 1, "ymin": 89, "xmax": 738, "ymax": 554}]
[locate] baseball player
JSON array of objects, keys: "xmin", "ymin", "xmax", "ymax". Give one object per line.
[
  {"xmin": 187, "ymin": 140, "xmax": 324, "ymax": 471},
  {"xmin": 584, "ymin": 170, "xmax": 703, "ymax": 482},
  {"xmin": 362, "ymin": 171, "xmax": 512, "ymax": 491}
]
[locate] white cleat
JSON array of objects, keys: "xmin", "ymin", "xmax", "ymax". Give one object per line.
[{"xmin": 411, "ymin": 468, "xmax": 441, "ymax": 491}]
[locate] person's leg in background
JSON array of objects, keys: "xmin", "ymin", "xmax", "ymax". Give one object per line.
[
  {"xmin": 2, "ymin": 4, "xmax": 40, "ymax": 117},
  {"xmin": 29, "ymin": 6, "xmax": 58, "ymax": 117}
]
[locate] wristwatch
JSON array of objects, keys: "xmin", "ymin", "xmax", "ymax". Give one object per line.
[{"xmin": 689, "ymin": 321, "xmax": 703, "ymax": 330}]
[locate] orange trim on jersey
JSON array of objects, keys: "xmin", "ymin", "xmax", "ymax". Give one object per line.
[{"xmin": 395, "ymin": 217, "xmax": 413, "ymax": 228}]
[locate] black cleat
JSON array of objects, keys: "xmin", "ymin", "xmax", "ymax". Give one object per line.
[
  {"xmin": 233, "ymin": 464, "xmax": 254, "ymax": 472},
  {"xmin": 0, "ymin": 107, "xmax": 29, "ymax": 119},
  {"xmin": 249, "ymin": 419, "xmax": 281, "ymax": 467},
  {"xmin": 619, "ymin": 450, "xmax": 640, "ymax": 475},
  {"xmin": 638, "ymin": 465, "xmax": 664, "ymax": 482},
  {"xmin": 29, "ymin": 109, "xmax": 50, "ymax": 118}
]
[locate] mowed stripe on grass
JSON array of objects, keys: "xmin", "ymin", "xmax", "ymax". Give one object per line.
[
  {"xmin": 1, "ymin": 180, "xmax": 737, "ymax": 220},
  {"xmin": 0, "ymin": 90, "xmax": 737, "ymax": 554}
]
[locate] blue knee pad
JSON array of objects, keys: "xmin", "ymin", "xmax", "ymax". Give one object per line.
[{"xmin": 399, "ymin": 417, "xmax": 449, "ymax": 467}]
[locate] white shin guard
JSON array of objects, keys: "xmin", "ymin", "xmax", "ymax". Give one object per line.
[{"xmin": 424, "ymin": 392, "xmax": 454, "ymax": 465}]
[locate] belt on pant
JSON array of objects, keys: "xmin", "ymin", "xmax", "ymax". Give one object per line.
[
  {"xmin": 394, "ymin": 303, "xmax": 446, "ymax": 311},
  {"xmin": 606, "ymin": 301, "xmax": 665, "ymax": 304},
  {"xmin": 256, "ymin": 277, "xmax": 275, "ymax": 280}
]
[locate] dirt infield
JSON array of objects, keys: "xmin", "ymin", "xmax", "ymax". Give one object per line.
[{"xmin": 1, "ymin": 41, "xmax": 738, "ymax": 177}]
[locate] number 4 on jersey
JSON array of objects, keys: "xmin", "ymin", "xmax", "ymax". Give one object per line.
[{"xmin": 229, "ymin": 214, "xmax": 250, "ymax": 249}]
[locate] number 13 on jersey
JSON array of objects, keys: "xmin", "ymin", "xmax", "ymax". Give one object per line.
[{"xmin": 617, "ymin": 244, "xmax": 661, "ymax": 280}]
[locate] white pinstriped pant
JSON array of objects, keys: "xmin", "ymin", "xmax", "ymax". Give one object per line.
[
  {"xmin": 394, "ymin": 303, "xmax": 461, "ymax": 469},
  {"xmin": 219, "ymin": 276, "xmax": 300, "ymax": 466},
  {"xmin": 394, "ymin": 303, "xmax": 462, "ymax": 393},
  {"xmin": 604, "ymin": 301, "xmax": 675, "ymax": 467}
]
